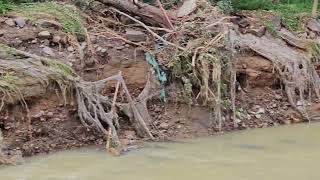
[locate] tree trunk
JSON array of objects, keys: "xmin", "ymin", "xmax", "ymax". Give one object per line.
[
  {"xmin": 312, "ymin": 0, "xmax": 318, "ymax": 18},
  {"xmin": 97, "ymin": 0, "xmax": 176, "ymax": 28}
]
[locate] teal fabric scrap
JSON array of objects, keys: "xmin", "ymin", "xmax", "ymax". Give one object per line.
[{"xmin": 144, "ymin": 52, "xmax": 167, "ymax": 101}]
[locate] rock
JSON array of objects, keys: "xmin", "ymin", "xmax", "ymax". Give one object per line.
[
  {"xmin": 256, "ymin": 108, "xmax": 265, "ymax": 114},
  {"xmin": 14, "ymin": 17, "xmax": 26, "ymax": 28},
  {"xmin": 46, "ymin": 112, "xmax": 54, "ymax": 117},
  {"xmin": 30, "ymin": 39, "xmax": 38, "ymax": 44},
  {"xmin": 38, "ymin": 31, "xmax": 51, "ymax": 38},
  {"xmin": 0, "ymin": 30, "xmax": 4, "ymax": 37},
  {"xmin": 80, "ymin": 42, "xmax": 87, "ymax": 50},
  {"xmin": 52, "ymin": 35, "xmax": 61, "ymax": 43},
  {"xmin": 35, "ymin": 19, "xmax": 61, "ymax": 29},
  {"xmin": 159, "ymin": 122, "xmax": 170, "ymax": 129},
  {"xmin": 67, "ymin": 46, "xmax": 74, "ymax": 52},
  {"xmin": 125, "ymin": 29, "xmax": 147, "ymax": 42},
  {"xmin": 270, "ymin": 15, "xmax": 282, "ymax": 30},
  {"xmin": 100, "ymin": 48, "xmax": 107, "ymax": 53},
  {"xmin": 115, "ymin": 46, "xmax": 125, "ymax": 50},
  {"xmin": 307, "ymin": 19, "xmax": 320, "ymax": 33},
  {"xmin": 5, "ymin": 19, "xmax": 15, "ymax": 27},
  {"xmin": 255, "ymin": 114, "xmax": 261, "ymax": 119},
  {"xmin": 96, "ymin": 46, "xmax": 102, "ymax": 52},
  {"xmin": 33, "ymin": 111, "xmax": 45, "ymax": 118},
  {"xmin": 275, "ymin": 94, "xmax": 282, "ymax": 100},
  {"xmin": 42, "ymin": 46, "xmax": 55, "ymax": 57},
  {"xmin": 296, "ymin": 100, "xmax": 303, "ymax": 106},
  {"xmin": 235, "ymin": 118, "xmax": 242, "ymax": 123}
]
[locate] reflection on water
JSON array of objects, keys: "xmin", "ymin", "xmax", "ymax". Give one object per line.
[{"xmin": 1, "ymin": 123, "xmax": 320, "ymax": 180}]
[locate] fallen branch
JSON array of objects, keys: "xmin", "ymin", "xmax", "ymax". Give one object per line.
[
  {"xmin": 111, "ymin": 8, "xmax": 186, "ymax": 51},
  {"xmin": 97, "ymin": 0, "xmax": 176, "ymax": 28}
]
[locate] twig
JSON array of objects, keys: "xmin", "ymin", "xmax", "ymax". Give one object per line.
[
  {"xmin": 192, "ymin": 32, "xmax": 225, "ymax": 66},
  {"xmin": 205, "ymin": 16, "xmax": 232, "ymax": 29},
  {"xmin": 155, "ymin": 0, "xmax": 175, "ymax": 30},
  {"xmin": 110, "ymin": 8, "xmax": 186, "ymax": 51},
  {"xmin": 106, "ymin": 73, "xmax": 121, "ymax": 150},
  {"xmin": 91, "ymin": 31, "xmax": 149, "ymax": 51}
]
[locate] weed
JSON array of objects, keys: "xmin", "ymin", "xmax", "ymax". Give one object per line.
[
  {"xmin": 13, "ymin": 2, "xmax": 85, "ymax": 37},
  {"xmin": 0, "ymin": 0, "xmax": 14, "ymax": 14}
]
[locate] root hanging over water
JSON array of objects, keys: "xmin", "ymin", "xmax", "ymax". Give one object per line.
[
  {"xmin": 230, "ymin": 31, "xmax": 320, "ymax": 121},
  {"xmin": 0, "ymin": 44, "xmax": 153, "ymax": 148}
]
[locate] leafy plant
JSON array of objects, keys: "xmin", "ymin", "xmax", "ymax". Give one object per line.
[{"xmin": 217, "ymin": 0, "xmax": 234, "ymax": 15}]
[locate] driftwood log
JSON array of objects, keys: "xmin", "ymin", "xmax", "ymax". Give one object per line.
[{"xmin": 97, "ymin": 0, "xmax": 176, "ymax": 28}]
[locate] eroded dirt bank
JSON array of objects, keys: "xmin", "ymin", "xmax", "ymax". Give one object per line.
[{"xmin": 0, "ymin": 1, "xmax": 320, "ymax": 164}]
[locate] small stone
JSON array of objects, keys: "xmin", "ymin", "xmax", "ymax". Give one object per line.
[
  {"xmin": 272, "ymin": 103, "xmax": 277, "ymax": 108},
  {"xmin": 30, "ymin": 39, "xmax": 37, "ymax": 44},
  {"xmin": 46, "ymin": 112, "xmax": 54, "ymax": 117},
  {"xmin": 5, "ymin": 19, "xmax": 15, "ymax": 27},
  {"xmin": 80, "ymin": 42, "xmax": 87, "ymax": 50},
  {"xmin": 96, "ymin": 46, "xmax": 102, "ymax": 52},
  {"xmin": 255, "ymin": 114, "xmax": 261, "ymax": 119},
  {"xmin": 115, "ymin": 46, "xmax": 125, "ymax": 50},
  {"xmin": 296, "ymin": 100, "xmax": 303, "ymax": 106},
  {"xmin": 125, "ymin": 29, "xmax": 147, "ymax": 42},
  {"xmin": 52, "ymin": 35, "xmax": 61, "ymax": 43},
  {"xmin": 159, "ymin": 122, "xmax": 169, "ymax": 129},
  {"xmin": 274, "ymin": 94, "xmax": 282, "ymax": 100},
  {"xmin": 0, "ymin": 30, "xmax": 4, "ymax": 37},
  {"xmin": 235, "ymin": 118, "xmax": 242, "ymax": 123},
  {"xmin": 14, "ymin": 17, "xmax": 26, "ymax": 28},
  {"xmin": 34, "ymin": 110, "xmax": 45, "ymax": 118},
  {"xmin": 100, "ymin": 48, "xmax": 107, "ymax": 53},
  {"xmin": 256, "ymin": 108, "xmax": 265, "ymax": 114},
  {"xmin": 67, "ymin": 46, "xmax": 74, "ymax": 52},
  {"xmin": 38, "ymin": 31, "xmax": 51, "ymax": 38},
  {"xmin": 42, "ymin": 46, "xmax": 55, "ymax": 57}
]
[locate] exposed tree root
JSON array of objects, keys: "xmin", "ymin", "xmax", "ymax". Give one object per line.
[{"xmin": 0, "ymin": 44, "xmax": 154, "ymax": 149}]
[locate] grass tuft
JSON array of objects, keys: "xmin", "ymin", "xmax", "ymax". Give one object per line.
[
  {"xmin": 13, "ymin": 2, "xmax": 85, "ymax": 37},
  {"xmin": 232, "ymin": 0, "xmax": 314, "ymax": 31}
]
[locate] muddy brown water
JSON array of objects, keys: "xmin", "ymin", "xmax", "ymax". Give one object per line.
[{"xmin": 1, "ymin": 123, "xmax": 320, "ymax": 180}]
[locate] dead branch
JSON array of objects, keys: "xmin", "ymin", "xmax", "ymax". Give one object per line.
[
  {"xmin": 110, "ymin": 8, "xmax": 186, "ymax": 51},
  {"xmin": 97, "ymin": 0, "xmax": 176, "ymax": 28}
]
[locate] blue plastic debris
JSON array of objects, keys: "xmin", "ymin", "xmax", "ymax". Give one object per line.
[{"xmin": 144, "ymin": 52, "xmax": 167, "ymax": 101}]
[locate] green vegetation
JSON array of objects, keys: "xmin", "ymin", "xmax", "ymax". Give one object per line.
[
  {"xmin": 231, "ymin": 0, "xmax": 316, "ymax": 31},
  {"xmin": 14, "ymin": 2, "xmax": 85, "ymax": 36},
  {"xmin": 0, "ymin": 0, "xmax": 14, "ymax": 13},
  {"xmin": 1, "ymin": 1, "xmax": 85, "ymax": 38}
]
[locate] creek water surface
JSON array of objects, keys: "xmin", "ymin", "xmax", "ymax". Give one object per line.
[{"xmin": 1, "ymin": 123, "xmax": 320, "ymax": 180}]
